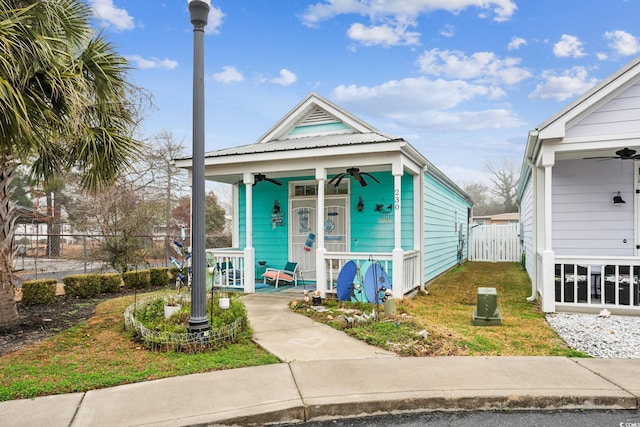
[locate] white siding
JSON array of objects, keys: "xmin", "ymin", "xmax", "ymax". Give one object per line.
[
  {"xmin": 552, "ymin": 159, "xmax": 634, "ymax": 256},
  {"xmin": 520, "ymin": 176, "xmax": 534, "ymax": 273},
  {"xmin": 566, "ymin": 83, "xmax": 640, "ymax": 138}
]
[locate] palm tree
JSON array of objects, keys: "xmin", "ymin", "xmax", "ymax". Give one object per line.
[{"xmin": 0, "ymin": 0, "xmax": 143, "ymax": 325}]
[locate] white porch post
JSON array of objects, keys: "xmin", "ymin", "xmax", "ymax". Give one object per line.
[
  {"xmin": 316, "ymin": 168, "xmax": 327, "ymax": 297},
  {"xmin": 243, "ymin": 172, "xmax": 255, "ymax": 293},
  {"xmin": 541, "ymin": 153, "xmax": 555, "ymax": 312},
  {"xmin": 392, "ymin": 166, "xmax": 404, "ymax": 298}
]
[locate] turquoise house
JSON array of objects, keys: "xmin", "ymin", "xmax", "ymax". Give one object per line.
[{"xmin": 175, "ymin": 93, "xmax": 472, "ymax": 298}]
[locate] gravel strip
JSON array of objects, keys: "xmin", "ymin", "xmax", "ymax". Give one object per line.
[{"xmin": 546, "ymin": 312, "xmax": 640, "ymax": 359}]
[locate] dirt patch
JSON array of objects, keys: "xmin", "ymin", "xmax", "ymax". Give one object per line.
[
  {"xmin": 0, "ymin": 286, "xmax": 165, "ymax": 357},
  {"xmin": 0, "ymin": 297, "xmax": 98, "ymax": 356}
]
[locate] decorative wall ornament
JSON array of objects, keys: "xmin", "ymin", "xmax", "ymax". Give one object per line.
[
  {"xmin": 375, "ymin": 199, "xmax": 393, "ymax": 223},
  {"xmin": 271, "ymin": 200, "xmax": 284, "ymax": 229},
  {"xmin": 298, "ymin": 208, "xmax": 310, "ymax": 232}
]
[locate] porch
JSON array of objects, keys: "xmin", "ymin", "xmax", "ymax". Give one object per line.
[
  {"xmin": 547, "ymin": 256, "xmax": 640, "ymax": 313},
  {"xmin": 206, "ymin": 248, "xmax": 422, "ymax": 297}
]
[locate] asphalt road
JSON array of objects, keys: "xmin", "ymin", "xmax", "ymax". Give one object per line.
[{"xmin": 280, "ymin": 409, "xmax": 640, "ymax": 427}]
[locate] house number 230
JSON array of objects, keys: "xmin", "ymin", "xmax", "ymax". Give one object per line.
[{"xmin": 394, "ymin": 189, "xmax": 400, "ymax": 210}]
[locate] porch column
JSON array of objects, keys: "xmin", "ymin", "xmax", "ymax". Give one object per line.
[
  {"xmin": 243, "ymin": 172, "xmax": 255, "ymax": 293},
  {"xmin": 316, "ymin": 169, "xmax": 327, "ymax": 297},
  {"xmin": 392, "ymin": 167, "xmax": 404, "ymax": 298},
  {"xmin": 541, "ymin": 155, "xmax": 555, "ymax": 312}
]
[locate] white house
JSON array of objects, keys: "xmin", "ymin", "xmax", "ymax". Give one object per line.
[{"xmin": 517, "ymin": 56, "xmax": 640, "ymax": 314}]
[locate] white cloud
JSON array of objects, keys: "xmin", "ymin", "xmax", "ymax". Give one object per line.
[
  {"xmin": 439, "ymin": 24, "xmax": 455, "ymax": 38},
  {"xmin": 126, "ymin": 55, "xmax": 177, "ymax": 70},
  {"xmin": 301, "ymin": 0, "xmax": 517, "ymax": 27},
  {"xmin": 89, "ymin": 0, "xmax": 134, "ymax": 31},
  {"xmin": 553, "ymin": 34, "xmax": 586, "ymax": 58},
  {"xmin": 604, "ymin": 30, "xmax": 640, "ymax": 56},
  {"xmin": 270, "ymin": 69, "xmax": 297, "ymax": 86},
  {"xmin": 205, "ymin": 6, "xmax": 225, "ymax": 35},
  {"xmin": 508, "ymin": 37, "xmax": 527, "ymax": 50},
  {"xmin": 212, "ymin": 66, "xmax": 244, "ymax": 83},
  {"xmin": 330, "ymin": 77, "xmax": 523, "ymax": 132},
  {"xmin": 347, "ymin": 22, "xmax": 420, "ymax": 47},
  {"xmin": 417, "ymin": 48, "xmax": 531, "ymax": 85},
  {"xmin": 529, "ymin": 66, "xmax": 598, "ymax": 101}
]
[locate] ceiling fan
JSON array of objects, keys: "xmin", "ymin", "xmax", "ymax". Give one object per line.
[
  {"xmin": 584, "ymin": 147, "xmax": 640, "ymax": 160},
  {"xmin": 253, "ymin": 173, "xmax": 282, "ymax": 186},
  {"xmin": 328, "ymin": 167, "xmax": 380, "ymax": 187}
]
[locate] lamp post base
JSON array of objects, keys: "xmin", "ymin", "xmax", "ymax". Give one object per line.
[{"xmin": 188, "ymin": 318, "xmax": 211, "ymax": 334}]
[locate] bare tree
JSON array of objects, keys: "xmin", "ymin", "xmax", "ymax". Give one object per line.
[
  {"xmin": 463, "ymin": 182, "xmax": 501, "ymax": 216},
  {"xmin": 485, "ymin": 158, "xmax": 519, "ymax": 213}
]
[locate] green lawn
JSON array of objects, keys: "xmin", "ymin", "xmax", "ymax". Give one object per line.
[{"xmin": 0, "ymin": 261, "xmax": 583, "ymax": 402}]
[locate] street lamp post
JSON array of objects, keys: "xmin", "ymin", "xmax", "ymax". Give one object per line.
[{"xmin": 188, "ymin": 0, "xmax": 210, "ymax": 334}]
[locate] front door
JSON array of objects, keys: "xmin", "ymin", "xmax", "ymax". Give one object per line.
[{"xmin": 290, "ymin": 192, "xmax": 348, "ymax": 281}]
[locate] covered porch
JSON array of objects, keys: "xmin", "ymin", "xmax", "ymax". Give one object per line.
[
  {"xmin": 175, "ymin": 93, "xmax": 435, "ymax": 299},
  {"xmin": 206, "ymin": 248, "xmax": 421, "ymax": 297}
]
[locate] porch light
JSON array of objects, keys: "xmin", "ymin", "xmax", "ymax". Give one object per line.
[{"xmin": 613, "ymin": 192, "xmax": 626, "ymax": 204}]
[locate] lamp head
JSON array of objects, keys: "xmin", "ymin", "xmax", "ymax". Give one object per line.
[
  {"xmin": 613, "ymin": 192, "xmax": 626, "ymax": 204},
  {"xmin": 188, "ymin": 0, "xmax": 210, "ymax": 28}
]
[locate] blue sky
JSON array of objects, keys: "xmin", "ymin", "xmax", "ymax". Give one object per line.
[{"xmin": 90, "ymin": 0, "xmax": 640, "ymax": 187}]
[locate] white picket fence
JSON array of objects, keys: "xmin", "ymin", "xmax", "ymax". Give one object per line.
[{"xmin": 469, "ymin": 223, "xmax": 521, "ymax": 262}]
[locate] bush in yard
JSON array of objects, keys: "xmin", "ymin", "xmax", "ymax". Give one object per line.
[
  {"xmin": 21, "ymin": 279, "xmax": 57, "ymax": 306},
  {"xmin": 150, "ymin": 268, "xmax": 170, "ymax": 287},
  {"xmin": 122, "ymin": 270, "xmax": 150, "ymax": 290},
  {"xmin": 101, "ymin": 273, "xmax": 122, "ymax": 293},
  {"xmin": 63, "ymin": 274, "xmax": 102, "ymax": 298}
]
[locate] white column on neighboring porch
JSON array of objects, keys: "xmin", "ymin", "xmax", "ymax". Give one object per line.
[
  {"xmin": 316, "ymin": 168, "xmax": 327, "ymax": 297},
  {"xmin": 541, "ymin": 152, "xmax": 555, "ymax": 312},
  {"xmin": 392, "ymin": 165, "xmax": 404, "ymax": 298},
  {"xmin": 243, "ymin": 172, "xmax": 255, "ymax": 293}
]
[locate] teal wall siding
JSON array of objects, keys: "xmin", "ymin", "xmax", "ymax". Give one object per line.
[
  {"xmin": 350, "ymin": 172, "xmax": 414, "ymax": 253},
  {"xmin": 401, "ymin": 173, "xmax": 414, "ymax": 249},
  {"xmin": 423, "ymin": 172, "xmax": 471, "ymax": 282},
  {"xmin": 237, "ymin": 172, "xmax": 416, "ymax": 271},
  {"xmin": 239, "ymin": 179, "xmax": 292, "ymax": 268}
]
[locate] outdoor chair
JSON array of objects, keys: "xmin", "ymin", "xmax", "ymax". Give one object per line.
[
  {"xmin": 217, "ymin": 261, "xmax": 242, "ymax": 286},
  {"xmin": 262, "ymin": 261, "xmax": 298, "ymax": 288}
]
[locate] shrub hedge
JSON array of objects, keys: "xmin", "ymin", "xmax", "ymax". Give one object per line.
[
  {"xmin": 21, "ymin": 279, "xmax": 57, "ymax": 306},
  {"xmin": 122, "ymin": 270, "xmax": 150, "ymax": 290},
  {"xmin": 101, "ymin": 273, "xmax": 122, "ymax": 293},
  {"xmin": 150, "ymin": 268, "xmax": 170, "ymax": 287},
  {"xmin": 63, "ymin": 274, "xmax": 102, "ymax": 298}
]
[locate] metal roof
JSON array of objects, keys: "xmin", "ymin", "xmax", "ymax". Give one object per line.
[{"xmin": 188, "ymin": 131, "xmax": 405, "ymax": 160}]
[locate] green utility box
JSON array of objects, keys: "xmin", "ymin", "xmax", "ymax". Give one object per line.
[{"xmin": 472, "ymin": 287, "xmax": 502, "ymax": 326}]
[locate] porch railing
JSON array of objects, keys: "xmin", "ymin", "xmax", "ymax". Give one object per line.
[
  {"xmin": 206, "ymin": 249, "xmax": 245, "ymax": 289},
  {"xmin": 205, "ymin": 248, "xmax": 422, "ymax": 297},
  {"xmin": 554, "ymin": 256, "xmax": 640, "ymax": 311},
  {"xmin": 323, "ymin": 250, "xmax": 421, "ymax": 296}
]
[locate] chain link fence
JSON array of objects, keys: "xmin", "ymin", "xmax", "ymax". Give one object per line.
[{"xmin": 11, "ymin": 232, "xmax": 232, "ymax": 283}]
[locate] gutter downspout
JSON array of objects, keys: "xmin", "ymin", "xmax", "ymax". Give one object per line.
[{"xmin": 525, "ymin": 154, "xmax": 537, "ymax": 303}]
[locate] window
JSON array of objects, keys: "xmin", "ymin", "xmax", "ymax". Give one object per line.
[{"xmin": 293, "ymin": 182, "xmax": 348, "ymax": 196}]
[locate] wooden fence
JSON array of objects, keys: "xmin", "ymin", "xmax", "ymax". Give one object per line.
[{"xmin": 469, "ymin": 223, "xmax": 521, "ymax": 262}]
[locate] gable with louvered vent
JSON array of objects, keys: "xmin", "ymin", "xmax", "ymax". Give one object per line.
[{"xmin": 288, "ymin": 107, "xmax": 351, "ymax": 137}]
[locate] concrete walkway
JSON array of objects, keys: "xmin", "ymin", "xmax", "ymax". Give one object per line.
[{"xmin": 1, "ymin": 291, "xmax": 640, "ymax": 426}]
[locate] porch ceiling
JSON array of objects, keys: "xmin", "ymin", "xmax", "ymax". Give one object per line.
[
  {"xmin": 553, "ymin": 145, "xmax": 640, "ymax": 162},
  {"xmin": 193, "ymin": 139, "xmax": 423, "ymax": 184}
]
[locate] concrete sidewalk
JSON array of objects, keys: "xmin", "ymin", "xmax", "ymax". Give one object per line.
[{"xmin": 1, "ymin": 292, "xmax": 640, "ymax": 426}]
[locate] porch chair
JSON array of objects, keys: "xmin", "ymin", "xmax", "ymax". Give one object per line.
[
  {"xmin": 262, "ymin": 262, "xmax": 298, "ymax": 288},
  {"xmin": 217, "ymin": 261, "xmax": 242, "ymax": 286}
]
